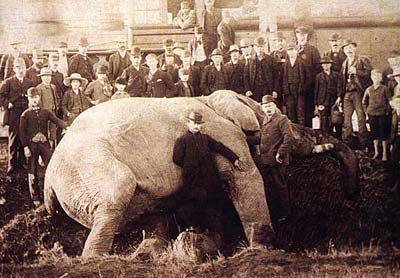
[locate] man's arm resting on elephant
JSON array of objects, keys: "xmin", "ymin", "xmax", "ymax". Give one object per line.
[
  {"xmin": 47, "ymin": 110, "xmax": 69, "ymax": 130},
  {"xmin": 172, "ymin": 136, "xmax": 186, "ymax": 167},
  {"xmin": 207, "ymin": 135, "xmax": 239, "ymax": 164},
  {"xmin": 246, "ymin": 131, "xmax": 261, "ymax": 146}
]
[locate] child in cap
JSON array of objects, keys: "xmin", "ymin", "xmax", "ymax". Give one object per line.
[
  {"xmin": 173, "ymin": 1, "xmax": 196, "ymax": 30},
  {"xmin": 176, "ymin": 68, "xmax": 194, "ymax": 97},
  {"xmin": 19, "ymin": 87, "xmax": 68, "ymax": 207},
  {"xmin": 62, "ymin": 73, "xmax": 90, "ymax": 125},
  {"xmin": 111, "ymin": 77, "xmax": 130, "ymax": 100},
  {"xmin": 362, "ymin": 69, "xmax": 392, "ymax": 161},
  {"xmin": 314, "ymin": 56, "xmax": 340, "ymax": 137}
]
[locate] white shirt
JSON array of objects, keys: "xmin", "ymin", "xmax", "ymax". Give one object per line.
[
  {"xmin": 58, "ymin": 55, "xmax": 69, "ymax": 78},
  {"xmin": 193, "ymin": 42, "xmax": 207, "ymax": 63}
]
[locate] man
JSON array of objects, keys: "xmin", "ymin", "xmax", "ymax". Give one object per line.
[
  {"xmin": 188, "ymin": 26, "xmax": 209, "ymax": 70},
  {"xmin": 200, "ymin": 49, "xmax": 228, "ymax": 96},
  {"xmin": 247, "ymin": 95, "xmax": 294, "ymax": 223},
  {"xmin": 198, "ymin": 0, "xmax": 222, "ymax": 58},
  {"xmin": 0, "ymin": 58, "xmax": 34, "ymax": 174},
  {"xmin": 270, "ymin": 31, "xmax": 288, "ymax": 108},
  {"xmin": 244, "ymin": 37, "xmax": 279, "ymax": 102},
  {"xmin": 57, "ymin": 41, "xmax": 69, "ymax": 77},
  {"xmin": 180, "ymin": 50, "xmax": 202, "ymax": 96},
  {"xmin": 217, "ymin": 10, "xmax": 235, "ymax": 62},
  {"xmin": 0, "ymin": 41, "xmax": 31, "ymax": 81},
  {"xmin": 48, "ymin": 53, "xmax": 68, "ymax": 102},
  {"xmin": 145, "ymin": 53, "xmax": 177, "ymax": 98},
  {"xmin": 336, "ymin": 39, "xmax": 372, "ymax": 147},
  {"xmin": 121, "ymin": 46, "xmax": 149, "ymax": 97},
  {"xmin": 26, "ymin": 49, "xmax": 45, "ymax": 87},
  {"xmin": 239, "ymin": 38, "xmax": 253, "ymax": 64},
  {"xmin": 108, "ymin": 41, "xmax": 131, "ymax": 82},
  {"xmin": 173, "ymin": 1, "xmax": 196, "ymax": 30},
  {"xmin": 172, "ymin": 111, "xmax": 243, "ymax": 228},
  {"xmin": 225, "ymin": 45, "xmax": 245, "ymax": 94},
  {"xmin": 84, "ymin": 65, "xmax": 113, "ymax": 105},
  {"xmin": 19, "ymin": 87, "xmax": 68, "ymax": 206},
  {"xmin": 68, "ymin": 37, "xmax": 96, "ymax": 83},
  {"xmin": 295, "ymin": 26, "xmax": 322, "ymax": 127},
  {"xmin": 323, "ymin": 33, "xmax": 346, "ymax": 73},
  {"xmin": 158, "ymin": 39, "xmax": 182, "ymax": 83}
]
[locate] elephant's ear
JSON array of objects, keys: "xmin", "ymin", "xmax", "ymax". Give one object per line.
[{"xmin": 206, "ymin": 90, "xmax": 260, "ymax": 131}]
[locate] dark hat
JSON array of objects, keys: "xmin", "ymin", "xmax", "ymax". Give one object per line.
[
  {"xmin": 27, "ymin": 87, "xmax": 40, "ymax": 97},
  {"xmin": 186, "ymin": 111, "xmax": 205, "ymax": 124},
  {"xmin": 228, "ymin": 44, "xmax": 240, "ymax": 53},
  {"xmin": 286, "ymin": 42, "xmax": 297, "ymax": 50},
  {"xmin": 96, "ymin": 65, "xmax": 108, "ymax": 74},
  {"xmin": 49, "ymin": 52, "xmax": 59, "ymax": 61},
  {"xmin": 194, "ymin": 25, "xmax": 203, "ymax": 34},
  {"xmin": 342, "ymin": 39, "xmax": 357, "ymax": 48},
  {"xmin": 181, "ymin": 50, "xmax": 191, "ymax": 58},
  {"xmin": 79, "ymin": 37, "xmax": 89, "ymax": 47},
  {"xmin": 261, "ymin": 95, "xmax": 277, "ymax": 105},
  {"xmin": 115, "ymin": 77, "xmax": 128, "ymax": 85},
  {"xmin": 131, "ymin": 46, "xmax": 142, "ymax": 57},
  {"xmin": 163, "ymin": 38, "xmax": 174, "ymax": 47},
  {"xmin": 58, "ymin": 41, "xmax": 68, "ymax": 48},
  {"xmin": 38, "ymin": 67, "xmax": 53, "ymax": 77},
  {"xmin": 210, "ymin": 48, "xmax": 223, "ymax": 57},
  {"xmin": 13, "ymin": 57, "xmax": 26, "ymax": 67},
  {"xmin": 239, "ymin": 38, "xmax": 252, "ymax": 48},
  {"xmin": 271, "ymin": 31, "xmax": 286, "ymax": 41},
  {"xmin": 320, "ymin": 56, "xmax": 333, "ymax": 64},
  {"xmin": 295, "ymin": 26, "xmax": 309, "ymax": 34},
  {"xmin": 328, "ymin": 33, "xmax": 341, "ymax": 41},
  {"xmin": 253, "ymin": 37, "xmax": 266, "ymax": 47}
]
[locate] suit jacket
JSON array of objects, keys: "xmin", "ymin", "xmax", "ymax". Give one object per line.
[
  {"xmin": 314, "ymin": 71, "xmax": 339, "ymax": 108},
  {"xmin": 337, "ymin": 55, "xmax": 373, "ymax": 98},
  {"xmin": 68, "ymin": 54, "xmax": 96, "ymax": 82},
  {"xmin": 182, "ymin": 65, "xmax": 202, "ymax": 97},
  {"xmin": 145, "ymin": 70, "xmax": 177, "ymax": 98},
  {"xmin": 175, "ymin": 80, "xmax": 195, "ymax": 97},
  {"xmin": 225, "ymin": 60, "xmax": 245, "ymax": 94},
  {"xmin": 121, "ymin": 65, "xmax": 149, "ymax": 97},
  {"xmin": 51, "ymin": 70, "xmax": 68, "ymax": 99},
  {"xmin": 244, "ymin": 54, "xmax": 279, "ymax": 94},
  {"xmin": 158, "ymin": 53, "xmax": 182, "ymax": 69},
  {"xmin": 36, "ymin": 82, "xmax": 60, "ymax": 113},
  {"xmin": 84, "ymin": 80, "xmax": 112, "ymax": 104},
  {"xmin": 188, "ymin": 38, "xmax": 209, "ymax": 63},
  {"xmin": 25, "ymin": 67, "xmax": 42, "ymax": 87},
  {"xmin": 217, "ymin": 21, "xmax": 235, "ymax": 57},
  {"xmin": 198, "ymin": 8, "xmax": 222, "ymax": 57},
  {"xmin": 0, "ymin": 54, "xmax": 31, "ymax": 81},
  {"xmin": 323, "ymin": 49, "xmax": 346, "ymax": 73},
  {"xmin": 297, "ymin": 43, "xmax": 322, "ymax": 87},
  {"xmin": 200, "ymin": 64, "xmax": 229, "ymax": 96},
  {"xmin": 281, "ymin": 57, "xmax": 307, "ymax": 96},
  {"xmin": 61, "ymin": 88, "xmax": 90, "ymax": 123},
  {"xmin": 108, "ymin": 51, "xmax": 131, "ymax": 81}
]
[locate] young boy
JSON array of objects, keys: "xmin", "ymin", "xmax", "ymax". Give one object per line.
[
  {"xmin": 200, "ymin": 49, "xmax": 228, "ymax": 96},
  {"xmin": 62, "ymin": 73, "xmax": 90, "ymax": 125},
  {"xmin": 111, "ymin": 77, "xmax": 130, "ymax": 100},
  {"xmin": 36, "ymin": 67, "xmax": 61, "ymax": 149},
  {"xmin": 19, "ymin": 87, "xmax": 68, "ymax": 207},
  {"xmin": 281, "ymin": 42, "xmax": 307, "ymax": 125},
  {"xmin": 176, "ymin": 68, "xmax": 195, "ymax": 97},
  {"xmin": 180, "ymin": 50, "xmax": 202, "ymax": 96},
  {"xmin": 188, "ymin": 26, "xmax": 208, "ymax": 70},
  {"xmin": 173, "ymin": 1, "xmax": 196, "ymax": 30},
  {"xmin": 362, "ymin": 69, "xmax": 391, "ymax": 161},
  {"xmin": 84, "ymin": 65, "xmax": 113, "ymax": 105},
  {"xmin": 145, "ymin": 53, "xmax": 177, "ymax": 98},
  {"xmin": 314, "ymin": 56, "xmax": 340, "ymax": 136}
]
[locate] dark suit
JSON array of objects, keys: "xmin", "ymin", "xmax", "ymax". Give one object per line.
[
  {"xmin": 200, "ymin": 64, "xmax": 229, "ymax": 96},
  {"xmin": 185, "ymin": 65, "xmax": 202, "ymax": 97},
  {"xmin": 108, "ymin": 52, "xmax": 131, "ymax": 81},
  {"xmin": 0, "ymin": 54, "xmax": 31, "ymax": 81},
  {"xmin": 225, "ymin": 60, "xmax": 245, "ymax": 94},
  {"xmin": 158, "ymin": 53, "xmax": 182, "ymax": 83},
  {"xmin": 244, "ymin": 54, "xmax": 279, "ymax": 102},
  {"xmin": 121, "ymin": 65, "xmax": 149, "ymax": 97},
  {"xmin": 270, "ymin": 49, "xmax": 288, "ymax": 107},
  {"xmin": 51, "ymin": 70, "xmax": 68, "ymax": 100},
  {"xmin": 25, "ymin": 67, "xmax": 42, "ymax": 87},
  {"xmin": 61, "ymin": 88, "xmax": 91, "ymax": 125},
  {"xmin": 175, "ymin": 80, "xmax": 195, "ymax": 97},
  {"xmin": 0, "ymin": 76, "xmax": 34, "ymax": 169},
  {"xmin": 198, "ymin": 8, "xmax": 222, "ymax": 57},
  {"xmin": 68, "ymin": 54, "xmax": 96, "ymax": 82},
  {"xmin": 145, "ymin": 70, "xmax": 177, "ymax": 98},
  {"xmin": 324, "ymin": 49, "xmax": 346, "ymax": 74}
]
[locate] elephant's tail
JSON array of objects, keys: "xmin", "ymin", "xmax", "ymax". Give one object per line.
[{"xmin": 44, "ymin": 184, "xmax": 61, "ymax": 216}]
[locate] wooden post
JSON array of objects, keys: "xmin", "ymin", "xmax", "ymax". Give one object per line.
[{"xmin": 259, "ymin": 0, "xmax": 278, "ymax": 53}]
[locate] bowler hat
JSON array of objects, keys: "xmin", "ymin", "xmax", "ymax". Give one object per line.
[
  {"xmin": 115, "ymin": 77, "xmax": 128, "ymax": 85},
  {"xmin": 27, "ymin": 87, "xmax": 40, "ymax": 97},
  {"xmin": 319, "ymin": 56, "xmax": 333, "ymax": 64},
  {"xmin": 64, "ymin": 73, "xmax": 88, "ymax": 87},
  {"xmin": 228, "ymin": 45, "xmax": 240, "ymax": 53},
  {"xmin": 261, "ymin": 95, "xmax": 277, "ymax": 105},
  {"xmin": 58, "ymin": 41, "xmax": 68, "ymax": 48},
  {"xmin": 271, "ymin": 31, "xmax": 286, "ymax": 41},
  {"xmin": 194, "ymin": 26, "xmax": 203, "ymax": 34},
  {"xmin": 295, "ymin": 26, "xmax": 309, "ymax": 34},
  {"xmin": 240, "ymin": 38, "xmax": 252, "ymax": 48},
  {"xmin": 163, "ymin": 39, "xmax": 174, "ymax": 47},
  {"xmin": 79, "ymin": 37, "xmax": 90, "ymax": 47},
  {"xmin": 131, "ymin": 46, "xmax": 142, "ymax": 57},
  {"xmin": 38, "ymin": 67, "xmax": 53, "ymax": 77},
  {"xmin": 186, "ymin": 111, "xmax": 205, "ymax": 124},
  {"xmin": 342, "ymin": 39, "xmax": 357, "ymax": 48},
  {"xmin": 96, "ymin": 65, "xmax": 108, "ymax": 74},
  {"xmin": 210, "ymin": 49, "xmax": 223, "ymax": 57},
  {"xmin": 253, "ymin": 37, "xmax": 266, "ymax": 47},
  {"xmin": 328, "ymin": 33, "xmax": 341, "ymax": 41}
]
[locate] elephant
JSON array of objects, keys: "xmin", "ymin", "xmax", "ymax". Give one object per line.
[{"xmin": 44, "ymin": 90, "xmax": 358, "ymax": 258}]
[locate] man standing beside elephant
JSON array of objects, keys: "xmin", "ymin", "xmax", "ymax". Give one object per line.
[{"xmin": 247, "ymin": 95, "xmax": 294, "ymax": 223}]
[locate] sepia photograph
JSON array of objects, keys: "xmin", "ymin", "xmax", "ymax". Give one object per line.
[{"xmin": 0, "ymin": 0, "xmax": 399, "ymax": 276}]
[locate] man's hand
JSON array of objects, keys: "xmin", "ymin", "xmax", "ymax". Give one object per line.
[
  {"xmin": 318, "ymin": 105, "xmax": 325, "ymax": 111},
  {"xmin": 234, "ymin": 159, "xmax": 246, "ymax": 171},
  {"xmin": 245, "ymin": 91, "xmax": 253, "ymax": 97},
  {"xmin": 272, "ymin": 91, "xmax": 278, "ymax": 98},
  {"xmin": 24, "ymin": 146, "xmax": 31, "ymax": 158},
  {"xmin": 8, "ymin": 103, "xmax": 13, "ymax": 109},
  {"xmin": 275, "ymin": 153, "xmax": 283, "ymax": 164},
  {"xmin": 335, "ymin": 97, "xmax": 341, "ymax": 106}
]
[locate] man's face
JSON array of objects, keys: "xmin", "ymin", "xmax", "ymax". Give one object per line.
[
  {"xmin": 241, "ymin": 45, "xmax": 252, "ymax": 56},
  {"xmin": 28, "ymin": 95, "xmax": 40, "ymax": 107},
  {"xmin": 195, "ymin": 32, "xmax": 203, "ymax": 40},
  {"xmin": 287, "ymin": 48, "xmax": 298, "ymax": 59},
  {"xmin": 322, "ymin": 63, "xmax": 331, "ymax": 72},
  {"xmin": 14, "ymin": 64, "xmax": 26, "ymax": 78},
  {"xmin": 180, "ymin": 73, "xmax": 189, "ymax": 82},
  {"xmin": 182, "ymin": 56, "xmax": 191, "ymax": 66},
  {"xmin": 33, "ymin": 56, "xmax": 44, "ymax": 68},
  {"xmin": 188, "ymin": 120, "xmax": 202, "ymax": 133},
  {"xmin": 131, "ymin": 56, "xmax": 141, "ymax": 67},
  {"xmin": 296, "ymin": 32, "xmax": 308, "ymax": 45},
  {"xmin": 205, "ymin": 0, "xmax": 215, "ymax": 8},
  {"xmin": 329, "ymin": 40, "xmax": 340, "ymax": 52},
  {"xmin": 261, "ymin": 102, "xmax": 277, "ymax": 118},
  {"xmin": 115, "ymin": 83, "xmax": 126, "ymax": 92},
  {"xmin": 181, "ymin": 6, "xmax": 190, "ymax": 14},
  {"xmin": 371, "ymin": 72, "xmax": 382, "ymax": 85},
  {"xmin": 118, "ymin": 42, "xmax": 127, "ymax": 52},
  {"xmin": 254, "ymin": 45, "xmax": 264, "ymax": 56},
  {"xmin": 274, "ymin": 39, "xmax": 285, "ymax": 50},
  {"xmin": 211, "ymin": 55, "xmax": 223, "ymax": 65},
  {"xmin": 97, "ymin": 73, "xmax": 107, "ymax": 81},
  {"xmin": 49, "ymin": 59, "xmax": 58, "ymax": 70},
  {"xmin": 230, "ymin": 51, "xmax": 240, "ymax": 61},
  {"xmin": 71, "ymin": 79, "xmax": 81, "ymax": 90},
  {"xmin": 146, "ymin": 57, "xmax": 158, "ymax": 70},
  {"xmin": 78, "ymin": 45, "xmax": 88, "ymax": 55},
  {"xmin": 41, "ymin": 75, "xmax": 52, "ymax": 84},
  {"xmin": 164, "ymin": 46, "xmax": 173, "ymax": 54},
  {"xmin": 343, "ymin": 44, "xmax": 356, "ymax": 58},
  {"xmin": 58, "ymin": 47, "xmax": 67, "ymax": 56}
]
